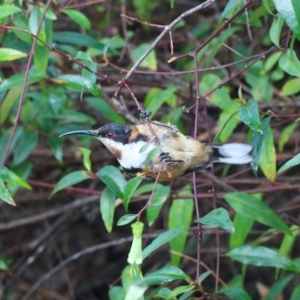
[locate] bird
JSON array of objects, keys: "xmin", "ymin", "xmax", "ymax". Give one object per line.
[{"xmin": 60, "ymin": 121, "xmax": 253, "ymax": 182}]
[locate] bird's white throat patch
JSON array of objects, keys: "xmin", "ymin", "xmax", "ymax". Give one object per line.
[{"xmin": 100, "ymin": 138, "xmax": 157, "ymax": 169}]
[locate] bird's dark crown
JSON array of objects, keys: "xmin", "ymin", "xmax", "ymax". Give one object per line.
[{"xmin": 96, "ymin": 123, "xmax": 132, "ymax": 144}]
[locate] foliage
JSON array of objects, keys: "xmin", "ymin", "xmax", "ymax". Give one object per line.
[{"xmin": 1, "ymin": 0, "xmax": 300, "ymax": 299}]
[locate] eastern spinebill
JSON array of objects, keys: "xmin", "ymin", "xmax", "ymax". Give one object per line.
[{"xmin": 60, "ymin": 121, "xmax": 253, "ymax": 182}]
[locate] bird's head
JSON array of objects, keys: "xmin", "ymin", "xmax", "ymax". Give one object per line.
[{"xmin": 60, "ymin": 123, "xmax": 144, "ymax": 161}]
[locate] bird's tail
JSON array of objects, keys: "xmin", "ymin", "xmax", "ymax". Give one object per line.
[{"xmin": 209, "ymin": 143, "xmax": 253, "ymax": 164}]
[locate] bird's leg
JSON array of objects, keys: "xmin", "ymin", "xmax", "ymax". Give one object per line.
[
  {"xmin": 159, "ymin": 152, "xmax": 184, "ymax": 165},
  {"xmin": 140, "ymin": 110, "xmax": 151, "ymax": 121}
]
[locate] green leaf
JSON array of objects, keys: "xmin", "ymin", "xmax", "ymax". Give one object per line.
[
  {"xmin": 278, "ymin": 153, "xmax": 300, "ymax": 174},
  {"xmin": 273, "ymin": 0, "xmax": 300, "ymax": 40},
  {"xmin": 12, "ymin": 131, "xmax": 39, "ymax": 166},
  {"xmin": 227, "ymin": 245, "xmax": 297, "ymax": 270},
  {"xmin": 251, "ymin": 117, "xmax": 271, "ymax": 175},
  {"xmin": 0, "ymin": 48, "xmax": 27, "ymax": 61},
  {"xmin": 0, "ymin": 179, "xmax": 16, "ymax": 206},
  {"xmin": 277, "ymin": 123, "xmax": 297, "ymax": 151},
  {"xmin": 29, "ymin": 7, "xmax": 46, "ymax": 44},
  {"xmin": 62, "ymin": 9, "xmax": 91, "ymax": 30},
  {"xmin": 144, "ymin": 86, "xmax": 178, "ymax": 117},
  {"xmin": 123, "ymin": 177, "xmax": 143, "ymax": 210},
  {"xmin": 0, "ymin": 71, "xmax": 47, "ymax": 93},
  {"xmin": 108, "ymin": 286, "xmax": 126, "ymax": 300},
  {"xmin": 291, "ymin": 284, "xmax": 300, "ymax": 300},
  {"xmin": 53, "ymin": 31, "xmax": 104, "ymax": 49},
  {"xmin": 100, "ymin": 187, "xmax": 116, "ymax": 233},
  {"xmin": 0, "ymin": 5, "xmax": 22, "ymax": 18},
  {"xmin": 146, "ymin": 185, "xmax": 170, "ymax": 226},
  {"xmin": 82, "ymin": 61, "xmax": 99, "ymax": 95},
  {"xmin": 238, "ymin": 99, "xmax": 263, "ymax": 133},
  {"xmin": 216, "ymin": 111, "xmax": 240, "ymax": 142},
  {"xmin": 218, "ymin": 287, "xmax": 251, "ymax": 300},
  {"xmin": 50, "ymin": 170, "xmax": 90, "ymax": 198},
  {"xmin": 195, "ymin": 207, "xmax": 235, "ymax": 233},
  {"xmin": 0, "ymin": 127, "xmax": 23, "ymax": 163},
  {"xmin": 47, "ymin": 136, "xmax": 63, "ymax": 163},
  {"xmin": 292, "ymin": 0, "xmax": 300, "ymax": 25},
  {"xmin": 168, "ymin": 186, "xmax": 194, "ymax": 266},
  {"xmin": 97, "ymin": 166, "xmax": 126, "ymax": 199},
  {"xmin": 131, "ymin": 43, "xmax": 157, "ymax": 71},
  {"xmin": 262, "ymin": 0, "xmax": 275, "ymax": 14},
  {"xmin": 78, "ymin": 147, "xmax": 92, "ymax": 172},
  {"xmin": 198, "ymin": 271, "xmax": 213, "ymax": 284},
  {"xmin": 264, "ymin": 51, "xmax": 281, "ymax": 72},
  {"xmin": 224, "ymin": 192, "xmax": 292, "ymax": 235},
  {"xmin": 34, "ymin": 45, "xmax": 49, "ymax": 74},
  {"xmin": 117, "ymin": 214, "xmax": 137, "ymax": 226},
  {"xmin": 280, "ymin": 78, "xmax": 300, "ymax": 96},
  {"xmin": 134, "ymin": 265, "xmax": 190, "ymax": 285},
  {"xmin": 85, "ymin": 97, "xmax": 125, "ymax": 123},
  {"xmin": 142, "ymin": 228, "xmax": 187, "ymax": 259},
  {"xmin": 0, "ymin": 87, "xmax": 22, "ymax": 125},
  {"xmin": 265, "ymin": 274, "xmax": 294, "ymax": 300},
  {"xmin": 269, "ymin": 15, "xmax": 284, "ymax": 48},
  {"xmin": 221, "ymin": 0, "xmax": 241, "ymax": 19},
  {"xmin": 279, "ymin": 49, "xmax": 300, "ymax": 77},
  {"xmin": 230, "ymin": 194, "xmax": 262, "ymax": 249},
  {"xmin": 0, "ymin": 166, "xmax": 31, "ymax": 190},
  {"xmin": 168, "ymin": 285, "xmax": 195, "ymax": 298},
  {"xmin": 259, "ymin": 123, "xmax": 276, "ymax": 181},
  {"xmin": 124, "ymin": 284, "xmax": 148, "ymax": 300}
]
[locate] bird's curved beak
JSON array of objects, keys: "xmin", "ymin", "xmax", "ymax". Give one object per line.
[{"xmin": 59, "ymin": 130, "xmax": 98, "ymax": 138}]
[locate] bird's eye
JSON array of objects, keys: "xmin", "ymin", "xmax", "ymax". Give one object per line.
[{"xmin": 107, "ymin": 132, "xmax": 114, "ymax": 139}]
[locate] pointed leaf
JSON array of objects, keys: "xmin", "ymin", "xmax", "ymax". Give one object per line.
[
  {"xmin": 279, "ymin": 49, "xmax": 300, "ymax": 77},
  {"xmin": 278, "ymin": 123, "xmax": 297, "ymax": 152},
  {"xmin": 224, "ymin": 192, "xmax": 292, "ymax": 235},
  {"xmin": 117, "ymin": 214, "xmax": 137, "ymax": 226},
  {"xmin": 273, "ymin": 0, "xmax": 300, "ymax": 40},
  {"xmin": 251, "ymin": 117, "xmax": 271, "ymax": 175},
  {"xmin": 230, "ymin": 194, "xmax": 262, "ymax": 249},
  {"xmin": 0, "ymin": 179, "xmax": 16, "ymax": 206},
  {"xmin": 0, "ymin": 71, "xmax": 47, "ymax": 93},
  {"xmin": 238, "ymin": 99, "xmax": 263, "ymax": 133},
  {"xmin": 0, "ymin": 48, "xmax": 27, "ymax": 61},
  {"xmin": 123, "ymin": 177, "xmax": 143, "ymax": 210},
  {"xmin": 50, "ymin": 170, "xmax": 90, "ymax": 197},
  {"xmin": 97, "ymin": 165, "xmax": 126, "ymax": 198},
  {"xmin": 100, "ymin": 187, "xmax": 116, "ymax": 232},
  {"xmin": 108, "ymin": 286, "xmax": 126, "ymax": 300},
  {"xmin": 12, "ymin": 131, "xmax": 39, "ymax": 166},
  {"xmin": 265, "ymin": 274, "xmax": 294, "ymax": 300},
  {"xmin": 0, "ymin": 5, "xmax": 22, "ymax": 18},
  {"xmin": 78, "ymin": 147, "xmax": 92, "ymax": 172},
  {"xmin": 142, "ymin": 228, "xmax": 187, "ymax": 259},
  {"xmin": 259, "ymin": 124, "xmax": 276, "ymax": 181},
  {"xmin": 62, "ymin": 9, "xmax": 91, "ymax": 30},
  {"xmin": 124, "ymin": 284, "xmax": 148, "ymax": 300},
  {"xmin": 227, "ymin": 245, "xmax": 297, "ymax": 270},
  {"xmin": 270, "ymin": 15, "xmax": 284, "ymax": 48},
  {"xmin": 195, "ymin": 207, "xmax": 235, "ymax": 233},
  {"xmin": 0, "ymin": 166, "xmax": 31, "ymax": 190},
  {"xmin": 134, "ymin": 265, "xmax": 190, "ymax": 286},
  {"xmin": 146, "ymin": 185, "xmax": 170, "ymax": 226},
  {"xmin": 168, "ymin": 186, "xmax": 194, "ymax": 266},
  {"xmin": 131, "ymin": 43, "xmax": 157, "ymax": 71},
  {"xmin": 218, "ymin": 287, "xmax": 251, "ymax": 300},
  {"xmin": 278, "ymin": 153, "xmax": 300, "ymax": 174}
]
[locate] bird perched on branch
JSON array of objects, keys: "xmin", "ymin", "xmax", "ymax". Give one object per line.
[{"xmin": 60, "ymin": 121, "xmax": 253, "ymax": 182}]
